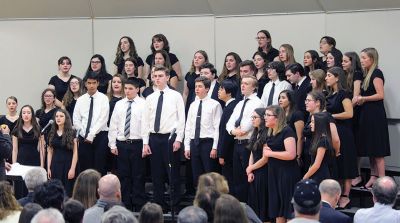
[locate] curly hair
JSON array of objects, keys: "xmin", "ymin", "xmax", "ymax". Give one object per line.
[{"xmin": 48, "ymin": 109, "xmax": 75, "ymax": 150}]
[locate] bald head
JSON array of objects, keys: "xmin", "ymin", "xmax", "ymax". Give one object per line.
[
  {"xmin": 319, "ymin": 179, "xmax": 341, "ymax": 198},
  {"xmin": 372, "ymin": 176, "xmax": 398, "ymax": 205},
  {"xmin": 98, "ymin": 174, "xmax": 121, "ymax": 200}
]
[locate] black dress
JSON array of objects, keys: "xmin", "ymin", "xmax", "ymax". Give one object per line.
[
  {"xmin": 309, "ymin": 136, "xmax": 332, "ymax": 184},
  {"xmin": 12, "ymin": 129, "xmax": 40, "ymax": 166},
  {"xmin": 116, "ymin": 57, "xmax": 145, "ymax": 75},
  {"xmin": 267, "ymin": 126, "xmax": 300, "ymax": 219},
  {"xmin": 48, "ymin": 75, "xmax": 77, "ymax": 101},
  {"xmin": 326, "ymin": 90, "xmax": 358, "ymax": 179},
  {"xmin": 185, "ymin": 72, "xmax": 200, "ymax": 115},
  {"xmin": 108, "ymin": 96, "xmax": 123, "ymax": 126},
  {"xmin": 257, "ymin": 75, "xmax": 269, "ymax": 98},
  {"xmin": 248, "ymin": 144, "xmax": 269, "ymax": 221},
  {"xmin": 50, "ymin": 133, "xmax": 75, "ymax": 196},
  {"xmin": 36, "ymin": 108, "xmax": 58, "ymax": 143},
  {"xmin": 356, "ymin": 69, "xmax": 390, "ymax": 157},
  {"xmin": 352, "ymin": 70, "xmax": 363, "ymax": 134},
  {"xmin": 0, "ymin": 116, "xmax": 18, "ymax": 132},
  {"xmin": 65, "ymin": 99, "xmax": 77, "ymax": 123},
  {"xmin": 287, "ymin": 110, "xmax": 305, "ymax": 134},
  {"xmin": 97, "ymin": 73, "xmax": 113, "ymax": 94}
]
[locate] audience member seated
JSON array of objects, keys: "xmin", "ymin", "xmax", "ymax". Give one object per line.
[
  {"xmin": 194, "ymin": 187, "xmax": 221, "ymax": 223},
  {"xmin": 72, "ymin": 169, "xmax": 101, "ymax": 209},
  {"xmin": 18, "ymin": 203, "xmax": 43, "ymax": 223},
  {"xmin": 318, "ymin": 179, "xmax": 351, "ymax": 223},
  {"xmin": 214, "ymin": 194, "xmax": 249, "ymax": 223},
  {"xmin": 63, "ymin": 199, "xmax": 85, "ymax": 223},
  {"xmin": 31, "ymin": 208, "xmax": 65, "ymax": 223},
  {"xmin": 33, "ymin": 179, "xmax": 65, "ymax": 211},
  {"xmin": 138, "ymin": 202, "xmax": 164, "ymax": 223},
  {"xmin": 289, "ymin": 179, "xmax": 321, "ymax": 223},
  {"xmin": 178, "ymin": 206, "xmax": 208, "ymax": 223},
  {"xmin": 18, "ymin": 167, "xmax": 47, "ymax": 207},
  {"xmin": 83, "ymin": 174, "xmax": 122, "ymax": 223},
  {"xmin": 101, "ymin": 205, "xmax": 138, "ymax": 223},
  {"xmin": 0, "ymin": 181, "xmax": 22, "ymax": 223},
  {"xmin": 354, "ymin": 176, "xmax": 400, "ymax": 223}
]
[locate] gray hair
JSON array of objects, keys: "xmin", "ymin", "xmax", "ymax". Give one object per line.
[
  {"xmin": 372, "ymin": 176, "xmax": 398, "ymax": 205},
  {"xmin": 24, "ymin": 167, "xmax": 47, "ymax": 191},
  {"xmin": 319, "ymin": 179, "xmax": 342, "ymax": 198},
  {"xmin": 178, "ymin": 206, "xmax": 208, "ymax": 223},
  {"xmin": 31, "ymin": 208, "xmax": 65, "ymax": 223},
  {"xmin": 101, "ymin": 205, "xmax": 138, "ymax": 223}
]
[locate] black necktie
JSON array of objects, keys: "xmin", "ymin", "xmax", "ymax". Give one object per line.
[
  {"xmin": 154, "ymin": 91, "xmax": 164, "ymax": 133},
  {"xmin": 267, "ymin": 82, "xmax": 275, "ymax": 106},
  {"xmin": 295, "ymin": 84, "xmax": 300, "ymax": 91},
  {"xmin": 124, "ymin": 100, "xmax": 133, "ymax": 138},
  {"xmin": 194, "ymin": 100, "xmax": 202, "ymax": 146},
  {"xmin": 235, "ymin": 98, "xmax": 249, "ymax": 127},
  {"xmin": 85, "ymin": 96, "xmax": 94, "ymax": 138}
]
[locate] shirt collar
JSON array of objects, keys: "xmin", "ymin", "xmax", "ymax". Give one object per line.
[
  {"xmin": 298, "ymin": 76, "xmax": 307, "ymax": 87},
  {"xmin": 226, "ymin": 98, "xmax": 235, "ymax": 106}
]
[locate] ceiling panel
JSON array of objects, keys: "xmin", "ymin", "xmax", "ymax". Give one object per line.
[{"xmin": 320, "ymin": 0, "xmax": 400, "ymax": 12}]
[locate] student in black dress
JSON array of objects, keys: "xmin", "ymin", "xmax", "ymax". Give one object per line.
[
  {"xmin": 122, "ymin": 58, "xmax": 146, "ymax": 95},
  {"xmin": 255, "ymin": 30, "xmax": 279, "ymax": 63},
  {"xmin": 47, "ymin": 109, "xmax": 78, "ymax": 196},
  {"xmin": 325, "ymin": 67, "xmax": 358, "ymax": 209},
  {"xmin": 12, "ymin": 105, "xmax": 42, "ymax": 167},
  {"xmin": 326, "ymin": 49, "xmax": 343, "ymax": 69},
  {"xmin": 113, "ymin": 36, "xmax": 144, "ymax": 79},
  {"xmin": 303, "ymin": 112, "xmax": 333, "ymax": 184},
  {"xmin": 62, "ymin": 76, "xmax": 84, "ymax": 123},
  {"xmin": 183, "ymin": 50, "xmax": 209, "ymax": 115},
  {"xmin": 48, "ymin": 56, "xmax": 76, "ymax": 108},
  {"xmin": 319, "ymin": 36, "xmax": 338, "ymax": 71},
  {"xmin": 84, "ymin": 54, "xmax": 112, "ymax": 94},
  {"xmin": 278, "ymin": 90, "xmax": 305, "ymax": 163},
  {"xmin": 107, "ymin": 74, "xmax": 125, "ymax": 125},
  {"xmin": 252, "ymin": 51, "xmax": 270, "ymax": 98},
  {"xmin": 275, "ymin": 44, "xmax": 296, "ymax": 68},
  {"xmin": 262, "ymin": 105, "xmax": 300, "ymax": 223},
  {"xmin": 246, "ymin": 107, "xmax": 269, "ymax": 222},
  {"xmin": 200, "ymin": 63, "xmax": 224, "ymax": 106},
  {"xmin": 145, "ymin": 34, "xmax": 182, "ymax": 81},
  {"xmin": 355, "ymin": 48, "xmax": 390, "ymax": 189},
  {"xmin": 342, "ymin": 52, "xmax": 364, "ymax": 187},
  {"xmin": 217, "ymin": 52, "xmax": 242, "ymax": 89},
  {"xmin": 0, "ymin": 96, "xmax": 19, "ymax": 133},
  {"xmin": 303, "ymin": 50, "xmax": 324, "ymax": 76},
  {"xmin": 309, "ymin": 69, "xmax": 327, "ymax": 93},
  {"xmin": 217, "ymin": 80, "xmax": 239, "ymax": 192},
  {"xmin": 150, "ymin": 50, "xmax": 179, "ymax": 89}
]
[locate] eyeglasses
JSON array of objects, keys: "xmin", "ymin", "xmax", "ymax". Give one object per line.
[
  {"xmin": 264, "ymin": 113, "xmax": 276, "ymax": 118},
  {"xmin": 70, "ymin": 81, "xmax": 79, "ymax": 85},
  {"xmin": 251, "ymin": 116, "xmax": 260, "ymax": 120},
  {"xmin": 305, "ymin": 99, "xmax": 315, "ymax": 103},
  {"xmin": 255, "ymin": 37, "xmax": 267, "ymax": 40},
  {"xmin": 91, "ymin": 61, "xmax": 101, "ymax": 64},
  {"xmin": 44, "ymin": 94, "xmax": 54, "ymax": 98}
]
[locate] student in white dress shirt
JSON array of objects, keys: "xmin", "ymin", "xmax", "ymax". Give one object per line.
[
  {"xmin": 142, "ymin": 64, "xmax": 185, "ymax": 209},
  {"xmin": 261, "ymin": 61, "xmax": 292, "ymax": 106},
  {"xmin": 184, "ymin": 76, "xmax": 222, "ymax": 187},
  {"xmin": 108, "ymin": 78, "xmax": 147, "ymax": 211},
  {"xmin": 73, "ymin": 72, "xmax": 109, "ymax": 175},
  {"xmin": 226, "ymin": 75, "xmax": 264, "ymax": 202}
]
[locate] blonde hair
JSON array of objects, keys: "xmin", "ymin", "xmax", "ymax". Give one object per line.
[
  {"xmin": 266, "ymin": 105, "xmax": 287, "ymax": 136},
  {"xmin": 280, "ymin": 44, "xmax": 296, "ymax": 65},
  {"xmin": 361, "ymin": 47, "xmax": 379, "ymax": 91},
  {"xmin": 309, "ymin": 69, "xmax": 326, "ymax": 91},
  {"xmin": 196, "ymin": 172, "xmax": 229, "ymax": 195}
]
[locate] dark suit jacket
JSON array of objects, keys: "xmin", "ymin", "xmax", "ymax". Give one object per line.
[
  {"xmin": 319, "ymin": 201, "xmax": 351, "ymax": 223},
  {"xmin": 18, "ymin": 192, "xmax": 34, "ymax": 207},
  {"xmin": 295, "ymin": 76, "xmax": 312, "ymax": 117},
  {"xmin": 217, "ymin": 99, "xmax": 239, "ymax": 161},
  {"xmin": 0, "ymin": 133, "xmax": 12, "ymax": 181}
]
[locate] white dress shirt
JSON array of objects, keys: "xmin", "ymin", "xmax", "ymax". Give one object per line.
[
  {"xmin": 226, "ymin": 93, "xmax": 264, "ymax": 140},
  {"xmin": 354, "ymin": 203, "xmax": 400, "ymax": 223},
  {"xmin": 184, "ymin": 96, "xmax": 222, "ymax": 151},
  {"xmin": 108, "ymin": 96, "xmax": 146, "ymax": 149},
  {"xmin": 207, "ymin": 80, "xmax": 217, "ymax": 98},
  {"xmin": 261, "ymin": 79, "xmax": 292, "ymax": 106},
  {"xmin": 73, "ymin": 91, "xmax": 109, "ymax": 141},
  {"xmin": 142, "ymin": 87, "xmax": 185, "ymax": 144}
]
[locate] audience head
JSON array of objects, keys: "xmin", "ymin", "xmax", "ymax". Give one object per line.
[
  {"xmin": 177, "ymin": 206, "xmax": 207, "ymax": 223},
  {"xmin": 0, "ymin": 181, "xmax": 21, "ymax": 220},
  {"xmin": 31, "ymin": 208, "xmax": 65, "ymax": 223},
  {"xmin": 319, "ymin": 179, "xmax": 342, "ymax": 208},
  {"xmin": 278, "ymin": 44, "xmax": 296, "ymax": 65},
  {"xmin": 190, "ymin": 50, "xmax": 209, "ymax": 73},
  {"xmin": 151, "ymin": 34, "xmax": 170, "ymax": 52},
  {"xmin": 98, "ymin": 174, "xmax": 121, "ymax": 202},
  {"xmin": 372, "ymin": 176, "xmax": 398, "ymax": 206},
  {"xmin": 58, "ymin": 56, "xmax": 72, "ymax": 74},
  {"xmin": 197, "ymin": 172, "xmax": 229, "ymax": 195},
  {"xmin": 292, "ymin": 179, "xmax": 321, "ymax": 218},
  {"xmin": 326, "ymin": 49, "xmax": 343, "ymax": 68},
  {"xmin": 265, "ymin": 105, "xmax": 287, "ymax": 135},
  {"xmin": 267, "ymin": 61, "xmax": 286, "ymax": 81},
  {"xmin": 309, "ymin": 69, "xmax": 326, "ymax": 91},
  {"xmin": 138, "ymin": 202, "xmax": 163, "ymax": 223},
  {"xmin": 200, "ymin": 62, "xmax": 217, "ymax": 81},
  {"xmin": 306, "ymin": 91, "xmax": 326, "ymax": 113},
  {"xmin": 18, "ymin": 203, "xmax": 43, "ymax": 223},
  {"xmin": 218, "ymin": 52, "xmax": 242, "ymax": 82},
  {"xmin": 319, "ymin": 36, "xmax": 336, "ymax": 55},
  {"xmin": 285, "ymin": 63, "xmax": 305, "ymax": 85},
  {"xmin": 72, "ymin": 169, "xmax": 101, "ymax": 209},
  {"xmin": 252, "ymin": 51, "xmax": 268, "ymax": 71},
  {"xmin": 256, "ymin": 29, "xmax": 273, "ymax": 51},
  {"xmin": 239, "ymin": 60, "xmax": 257, "ymax": 78},
  {"xmin": 214, "ymin": 194, "xmax": 248, "ymax": 223},
  {"xmin": 33, "ymin": 179, "xmax": 65, "ymax": 211},
  {"xmin": 193, "ymin": 187, "xmax": 221, "ymax": 223},
  {"xmin": 101, "ymin": 205, "xmax": 138, "ymax": 223},
  {"xmin": 240, "ymin": 75, "xmax": 258, "ymax": 96},
  {"xmin": 24, "ymin": 167, "xmax": 47, "ymax": 192},
  {"xmin": 62, "ymin": 199, "xmax": 85, "ymax": 223},
  {"xmin": 218, "ymin": 79, "xmax": 238, "ymax": 102}
]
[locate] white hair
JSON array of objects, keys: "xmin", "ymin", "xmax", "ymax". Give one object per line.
[{"xmin": 31, "ymin": 208, "xmax": 65, "ymax": 223}]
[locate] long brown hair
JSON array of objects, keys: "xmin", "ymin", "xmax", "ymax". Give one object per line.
[
  {"xmin": 114, "ymin": 36, "xmax": 139, "ymax": 66},
  {"xmin": 266, "ymin": 105, "xmax": 287, "ymax": 136},
  {"xmin": 72, "ymin": 169, "xmax": 101, "ymax": 209},
  {"xmin": 63, "ymin": 76, "xmax": 84, "ymax": 108},
  {"xmin": 12, "ymin": 105, "xmax": 40, "ymax": 139},
  {"xmin": 48, "ymin": 109, "xmax": 75, "ymax": 150},
  {"xmin": 0, "ymin": 181, "xmax": 22, "ymax": 220},
  {"xmin": 218, "ymin": 52, "xmax": 242, "ymax": 83}
]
